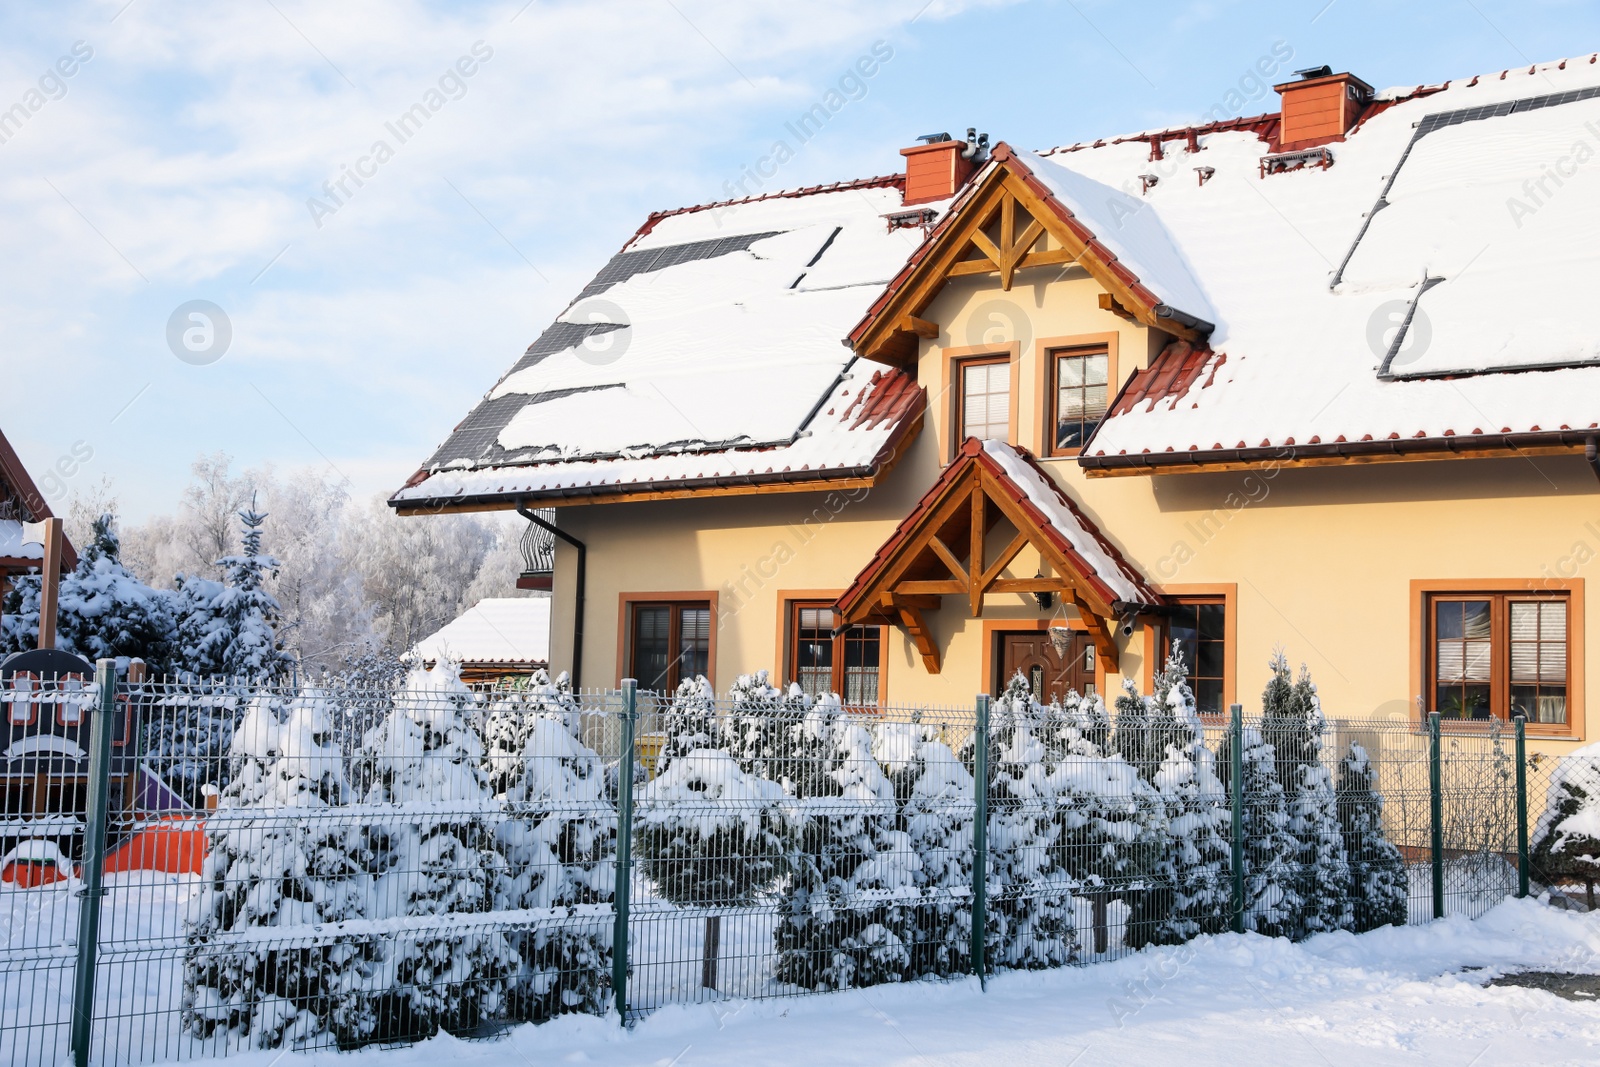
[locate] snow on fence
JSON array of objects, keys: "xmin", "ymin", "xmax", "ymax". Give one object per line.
[{"xmin": 0, "ymin": 660, "xmax": 1577, "ymax": 1066}]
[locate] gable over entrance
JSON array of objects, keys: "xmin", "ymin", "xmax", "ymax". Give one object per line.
[
  {"xmin": 835, "ymin": 438, "xmax": 1162, "ymax": 674},
  {"xmin": 848, "ymin": 144, "xmax": 1216, "ymax": 366}
]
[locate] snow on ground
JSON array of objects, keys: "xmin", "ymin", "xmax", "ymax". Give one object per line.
[{"xmin": 166, "ymin": 898, "xmax": 1600, "ymax": 1067}]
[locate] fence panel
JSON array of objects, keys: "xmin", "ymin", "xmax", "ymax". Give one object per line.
[{"xmin": 0, "ymin": 668, "xmax": 1585, "ymax": 1065}]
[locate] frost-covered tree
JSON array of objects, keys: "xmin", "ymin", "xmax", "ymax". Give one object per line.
[
  {"xmin": 776, "ymin": 708, "xmax": 915, "ymax": 990},
  {"xmin": 1118, "ymin": 655, "xmax": 1232, "ymax": 948},
  {"xmin": 1337, "ymin": 742, "xmax": 1408, "ymax": 931},
  {"xmin": 482, "ymin": 669, "xmax": 582, "ymax": 794},
  {"xmin": 356, "ymin": 661, "xmax": 516, "ymax": 1038},
  {"xmin": 1, "ymin": 513, "xmax": 178, "ymax": 671},
  {"xmin": 1263, "ymin": 655, "xmax": 1352, "ymax": 937},
  {"xmin": 1530, "ymin": 742, "xmax": 1600, "ymax": 910},
  {"xmin": 173, "ymin": 572, "xmax": 230, "ymax": 677},
  {"xmin": 724, "ymin": 670, "xmax": 818, "ymax": 791},
  {"xmin": 1218, "ymin": 726, "xmax": 1303, "ymax": 938},
  {"xmin": 212, "ymin": 500, "xmax": 294, "ymax": 678},
  {"xmin": 653, "ymin": 675, "xmax": 721, "ymax": 778},
  {"xmin": 634, "ymin": 749, "xmax": 793, "ymax": 990},
  {"xmin": 874, "ymin": 722, "xmax": 973, "ymax": 978},
  {"xmin": 185, "ymin": 694, "xmax": 376, "ymax": 1049},
  {"xmin": 496, "ymin": 716, "xmax": 616, "ymax": 1021},
  {"xmin": 976, "ymin": 673, "xmax": 1077, "ymax": 969}
]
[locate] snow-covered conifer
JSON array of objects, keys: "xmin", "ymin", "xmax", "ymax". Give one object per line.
[
  {"xmin": 1337, "ymin": 742, "xmax": 1408, "ymax": 931},
  {"xmin": 496, "ymin": 716, "xmax": 616, "ymax": 1020},
  {"xmin": 1530, "ymin": 741, "xmax": 1600, "ymax": 909},
  {"xmin": 1218, "ymin": 726, "xmax": 1303, "ymax": 937},
  {"xmin": 653, "ymin": 675, "xmax": 721, "ymax": 778},
  {"xmin": 357, "ymin": 661, "xmax": 516, "ymax": 1037},
  {"xmin": 186, "ymin": 693, "xmax": 372, "ymax": 1049},
  {"xmin": 482, "ymin": 668, "xmax": 582, "ymax": 794}
]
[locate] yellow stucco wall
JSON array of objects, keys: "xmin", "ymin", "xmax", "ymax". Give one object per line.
[{"xmin": 539, "ymin": 260, "xmax": 1598, "ymax": 754}]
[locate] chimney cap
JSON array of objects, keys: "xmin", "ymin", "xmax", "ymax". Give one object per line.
[
  {"xmin": 1295, "ymin": 64, "xmax": 1333, "ymax": 80},
  {"xmin": 916, "ymin": 132, "xmax": 953, "ymax": 144}
]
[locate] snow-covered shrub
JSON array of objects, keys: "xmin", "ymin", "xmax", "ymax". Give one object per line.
[
  {"xmin": 1337, "ymin": 742, "xmax": 1408, "ymax": 931},
  {"xmin": 1262, "ymin": 655, "xmax": 1352, "ymax": 937},
  {"xmin": 497, "ymin": 716, "xmax": 616, "ymax": 1021},
  {"xmin": 1, "ymin": 513, "xmax": 179, "ymax": 670},
  {"xmin": 654, "ymin": 675, "xmax": 722, "ymax": 778},
  {"xmin": 1117, "ymin": 655, "xmax": 1231, "ymax": 949},
  {"xmin": 1217, "ymin": 726, "xmax": 1303, "ymax": 938},
  {"xmin": 186, "ymin": 693, "xmax": 375, "ymax": 1049},
  {"xmin": 979, "ymin": 674, "xmax": 1078, "ymax": 970},
  {"xmin": 724, "ymin": 670, "xmax": 788, "ymax": 781},
  {"xmin": 355, "ymin": 661, "xmax": 516, "ymax": 1039},
  {"xmin": 482, "ymin": 668, "xmax": 582, "ymax": 794},
  {"xmin": 1530, "ymin": 741, "xmax": 1600, "ymax": 909},
  {"xmin": 776, "ymin": 710, "xmax": 916, "ymax": 990},
  {"xmin": 875, "ymin": 722, "xmax": 974, "ymax": 978}
]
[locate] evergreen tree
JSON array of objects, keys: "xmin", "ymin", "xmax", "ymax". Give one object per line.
[
  {"xmin": 1530, "ymin": 742, "xmax": 1600, "ymax": 910},
  {"xmin": 724, "ymin": 670, "xmax": 787, "ymax": 781},
  {"xmin": 173, "ymin": 572, "xmax": 230, "ymax": 677},
  {"xmin": 653, "ymin": 675, "xmax": 721, "ymax": 778},
  {"xmin": 213, "ymin": 500, "xmax": 294, "ymax": 678},
  {"xmin": 356, "ymin": 661, "xmax": 516, "ymax": 1039},
  {"xmin": 497, "ymin": 715, "xmax": 616, "ymax": 1021},
  {"xmin": 185, "ymin": 693, "xmax": 376, "ymax": 1049},
  {"xmin": 1119, "ymin": 654, "xmax": 1232, "ymax": 948},
  {"xmin": 1337, "ymin": 742, "xmax": 1408, "ymax": 931},
  {"xmin": 482, "ymin": 668, "xmax": 582, "ymax": 794},
  {"xmin": 1263, "ymin": 656, "xmax": 1353, "ymax": 937},
  {"xmin": 143, "ymin": 682, "xmax": 247, "ymax": 807},
  {"xmin": 775, "ymin": 712, "xmax": 914, "ymax": 990},
  {"xmin": 1, "ymin": 513, "xmax": 178, "ymax": 671},
  {"xmin": 1217, "ymin": 726, "xmax": 1303, "ymax": 938},
  {"xmin": 874, "ymin": 722, "xmax": 974, "ymax": 978}
]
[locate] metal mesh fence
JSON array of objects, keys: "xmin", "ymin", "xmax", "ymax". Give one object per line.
[{"xmin": 0, "ymin": 668, "xmax": 1576, "ymax": 1065}]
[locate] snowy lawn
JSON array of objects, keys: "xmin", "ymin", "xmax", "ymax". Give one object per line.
[{"xmin": 188, "ymin": 897, "xmax": 1599, "ymax": 1067}]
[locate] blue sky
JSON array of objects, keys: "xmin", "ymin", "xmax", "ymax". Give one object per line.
[{"xmin": 2, "ymin": 0, "xmax": 1596, "ymax": 520}]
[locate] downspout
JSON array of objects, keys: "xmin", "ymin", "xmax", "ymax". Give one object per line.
[
  {"xmin": 1588, "ymin": 436, "xmax": 1600, "ymax": 485},
  {"xmin": 517, "ymin": 499, "xmax": 587, "ymax": 688}
]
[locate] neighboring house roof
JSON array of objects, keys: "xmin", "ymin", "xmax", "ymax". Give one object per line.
[
  {"xmin": 0, "ymin": 427, "xmax": 76, "ymax": 573},
  {"xmin": 414, "ymin": 596, "xmax": 551, "ymax": 667},
  {"xmin": 392, "ymin": 176, "xmax": 936, "ymax": 510},
  {"xmin": 1054, "ymin": 57, "xmax": 1600, "ymax": 469}
]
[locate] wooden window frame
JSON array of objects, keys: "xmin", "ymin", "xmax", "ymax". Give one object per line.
[
  {"xmin": 616, "ymin": 590, "xmax": 719, "ymax": 691},
  {"xmin": 1154, "ymin": 583, "xmax": 1238, "ymax": 719},
  {"xmin": 778, "ymin": 592, "xmax": 888, "ymax": 707},
  {"xmin": 1410, "ymin": 578, "xmax": 1584, "ymax": 737},
  {"xmin": 1037, "ymin": 332, "xmax": 1120, "ymax": 458},
  {"xmin": 940, "ymin": 342, "xmax": 1019, "ymax": 462}
]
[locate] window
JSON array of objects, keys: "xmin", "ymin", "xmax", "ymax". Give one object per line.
[
  {"xmin": 1427, "ymin": 593, "xmax": 1569, "ymax": 724},
  {"xmin": 629, "ymin": 601, "xmax": 711, "ymax": 692},
  {"xmin": 958, "ymin": 358, "xmax": 1011, "ymax": 443},
  {"xmin": 1163, "ymin": 598, "xmax": 1227, "ymax": 717},
  {"xmin": 1049, "ymin": 347, "xmax": 1110, "ymax": 453},
  {"xmin": 790, "ymin": 602, "xmax": 883, "ymax": 706}
]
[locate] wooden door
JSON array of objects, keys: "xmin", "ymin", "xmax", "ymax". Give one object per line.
[{"xmin": 999, "ymin": 631, "xmax": 1095, "ymax": 703}]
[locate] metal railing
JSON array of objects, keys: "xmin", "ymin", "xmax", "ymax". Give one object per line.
[{"xmin": 0, "ymin": 666, "xmax": 1575, "ymax": 1065}]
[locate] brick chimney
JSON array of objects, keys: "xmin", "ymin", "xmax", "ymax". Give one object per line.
[
  {"xmin": 1273, "ymin": 66, "xmax": 1374, "ymax": 150},
  {"xmin": 901, "ymin": 133, "xmax": 978, "ymax": 206}
]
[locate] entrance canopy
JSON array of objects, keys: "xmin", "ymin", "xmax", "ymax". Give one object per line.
[{"xmin": 836, "ymin": 439, "xmax": 1163, "ymax": 673}]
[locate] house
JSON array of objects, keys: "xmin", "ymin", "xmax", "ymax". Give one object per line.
[
  {"xmin": 413, "ymin": 595, "xmax": 552, "ymax": 686},
  {"xmin": 393, "ymin": 54, "xmax": 1600, "ymax": 755}
]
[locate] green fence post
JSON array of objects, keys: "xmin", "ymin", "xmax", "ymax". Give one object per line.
[
  {"xmin": 612, "ymin": 680, "xmax": 637, "ymax": 1026},
  {"xmin": 71, "ymin": 660, "xmax": 117, "ymax": 1067},
  {"xmin": 1229, "ymin": 704, "xmax": 1245, "ymax": 935},
  {"xmin": 1514, "ymin": 715, "xmax": 1530, "ymax": 899},
  {"xmin": 1428, "ymin": 711, "xmax": 1444, "ymax": 920},
  {"xmin": 970, "ymin": 693, "xmax": 989, "ymax": 991}
]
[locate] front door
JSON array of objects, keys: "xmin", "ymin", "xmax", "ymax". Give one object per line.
[{"xmin": 999, "ymin": 630, "xmax": 1096, "ymax": 703}]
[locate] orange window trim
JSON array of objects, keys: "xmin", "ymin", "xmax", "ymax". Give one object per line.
[
  {"xmin": 615, "ymin": 590, "xmax": 720, "ymax": 690},
  {"xmin": 1154, "ymin": 583, "xmax": 1239, "ymax": 716},
  {"xmin": 1409, "ymin": 578, "xmax": 1585, "ymax": 739},
  {"xmin": 939, "ymin": 342, "xmax": 1020, "ymax": 463},
  {"xmin": 777, "ymin": 591, "xmax": 889, "ymax": 704},
  {"xmin": 1034, "ymin": 331, "xmax": 1121, "ymax": 458}
]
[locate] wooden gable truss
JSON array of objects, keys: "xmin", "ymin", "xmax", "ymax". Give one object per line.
[
  {"xmin": 849, "ymin": 143, "xmax": 1210, "ymax": 367},
  {"xmin": 836, "ymin": 443, "xmax": 1153, "ymax": 674}
]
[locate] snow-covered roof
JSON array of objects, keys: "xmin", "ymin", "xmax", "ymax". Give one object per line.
[
  {"xmin": 394, "ymin": 177, "xmax": 935, "ymax": 507},
  {"xmin": 1054, "ymin": 56, "xmax": 1600, "ymax": 464},
  {"xmin": 414, "ymin": 596, "xmax": 551, "ymax": 667},
  {"xmin": 0, "ymin": 520, "xmax": 42, "ymax": 562}
]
